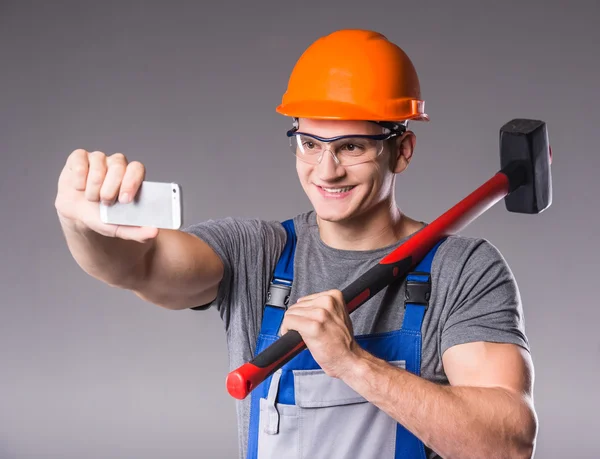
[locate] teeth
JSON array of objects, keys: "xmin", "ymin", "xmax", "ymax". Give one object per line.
[{"xmin": 322, "ymin": 186, "xmax": 354, "ymax": 193}]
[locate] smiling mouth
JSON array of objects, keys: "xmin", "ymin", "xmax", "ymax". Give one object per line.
[{"xmin": 317, "ymin": 185, "xmax": 356, "ymax": 194}]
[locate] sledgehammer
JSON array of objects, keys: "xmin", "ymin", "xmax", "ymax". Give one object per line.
[{"xmin": 226, "ymin": 118, "xmax": 553, "ymax": 400}]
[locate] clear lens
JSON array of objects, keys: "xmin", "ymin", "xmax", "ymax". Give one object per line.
[{"xmin": 289, "ymin": 134, "xmax": 385, "ymax": 165}]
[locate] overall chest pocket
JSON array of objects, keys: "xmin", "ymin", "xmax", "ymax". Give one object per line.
[{"xmin": 257, "ymin": 361, "xmax": 406, "ymax": 459}]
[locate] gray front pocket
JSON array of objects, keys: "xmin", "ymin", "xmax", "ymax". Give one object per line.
[
  {"xmin": 294, "ymin": 360, "xmax": 405, "ymax": 459},
  {"xmin": 256, "ymin": 361, "xmax": 406, "ymax": 459},
  {"xmin": 257, "ymin": 397, "xmax": 299, "ymax": 458}
]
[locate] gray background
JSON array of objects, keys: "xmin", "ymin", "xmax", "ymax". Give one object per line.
[{"xmin": 1, "ymin": 0, "xmax": 599, "ymax": 458}]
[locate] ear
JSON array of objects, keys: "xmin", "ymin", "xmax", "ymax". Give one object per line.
[{"xmin": 391, "ymin": 131, "xmax": 416, "ymax": 174}]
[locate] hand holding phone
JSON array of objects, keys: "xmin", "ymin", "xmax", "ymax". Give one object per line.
[{"xmin": 55, "ymin": 149, "xmax": 181, "ymax": 242}]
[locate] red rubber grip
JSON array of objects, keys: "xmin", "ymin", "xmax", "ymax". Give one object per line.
[{"xmin": 226, "ymin": 363, "xmax": 264, "ymax": 400}]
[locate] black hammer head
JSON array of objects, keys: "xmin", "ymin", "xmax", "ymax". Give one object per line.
[{"xmin": 500, "ymin": 119, "xmax": 552, "ymax": 214}]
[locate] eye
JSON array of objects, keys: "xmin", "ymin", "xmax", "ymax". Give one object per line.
[
  {"xmin": 303, "ymin": 141, "xmax": 316, "ymax": 149},
  {"xmin": 340, "ymin": 142, "xmax": 365, "ymax": 155}
]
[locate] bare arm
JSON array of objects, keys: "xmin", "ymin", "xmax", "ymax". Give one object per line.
[
  {"xmin": 344, "ymin": 342, "xmax": 537, "ymax": 459},
  {"xmin": 130, "ymin": 228, "xmax": 223, "ymax": 309},
  {"xmin": 59, "ymin": 219, "xmax": 223, "ymax": 309},
  {"xmin": 56, "ymin": 149, "xmax": 224, "ymax": 310},
  {"xmin": 281, "ymin": 290, "xmax": 537, "ymax": 459}
]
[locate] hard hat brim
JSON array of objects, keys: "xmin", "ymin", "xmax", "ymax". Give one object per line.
[{"xmin": 276, "ymin": 99, "xmax": 429, "ymax": 122}]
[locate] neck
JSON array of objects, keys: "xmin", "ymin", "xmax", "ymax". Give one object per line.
[{"xmin": 316, "ymin": 199, "xmax": 424, "ymax": 251}]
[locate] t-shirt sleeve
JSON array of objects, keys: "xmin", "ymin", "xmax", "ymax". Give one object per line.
[
  {"xmin": 438, "ymin": 237, "xmax": 530, "ymax": 357},
  {"xmin": 181, "ymin": 217, "xmax": 287, "ymax": 331}
]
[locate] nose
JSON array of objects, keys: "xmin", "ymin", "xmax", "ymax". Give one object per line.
[{"xmin": 316, "ymin": 148, "xmax": 346, "ymax": 181}]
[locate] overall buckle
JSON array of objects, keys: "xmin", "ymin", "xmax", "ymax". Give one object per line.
[
  {"xmin": 266, "ymin": 281, "xmax": 291, "ymax": 309},
  {"xmin": 404, "ymin": 272, "xmax": 431, "ymax": 309}
]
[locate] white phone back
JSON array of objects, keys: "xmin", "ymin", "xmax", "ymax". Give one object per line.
[{"xmin": 99, "ymin": 181, "xmax": 182, "ymax": 229}]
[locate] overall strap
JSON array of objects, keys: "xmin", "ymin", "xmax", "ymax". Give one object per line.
[
  {"xmin": 259, "ymin": 219, "xmax": 297, "ymax": 336},
  {"xmin": 401, "ymin": 238, "xmax": 447, "ymax": 332}
]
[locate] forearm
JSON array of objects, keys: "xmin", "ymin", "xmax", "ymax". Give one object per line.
[
  {"xmin": 343, "ymin": 348, "xmax": 537, "ymax": 459},
  {"xmin": 59, "ymin": 212, "xmax": 224, "ymax": 309},
  {"xmin": 58, "ymin": 215, "xmax": 152, "ymax": 288}
]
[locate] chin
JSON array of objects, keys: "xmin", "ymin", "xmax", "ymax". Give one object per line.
[
  {"xmin": 314, "ymin": 210, "xmax": 345, "ymax": 223},
  {"xmin": 311, "ymin": 201, "xmax": 357, "ymax": 223}
]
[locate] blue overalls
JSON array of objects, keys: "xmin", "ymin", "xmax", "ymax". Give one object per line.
[{"xmin": 246, "ymin": 219, "xmax": 444, "ymax": 459}]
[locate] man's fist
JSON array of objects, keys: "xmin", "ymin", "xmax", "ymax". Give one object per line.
[{"xmin": 55, "ymin": 149, "xmax": 158, "ymax": 242}]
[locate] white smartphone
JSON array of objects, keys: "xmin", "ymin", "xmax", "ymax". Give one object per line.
[{"xmin": 99, "ymin": 181, "xmax": 183, "ymax": 229}]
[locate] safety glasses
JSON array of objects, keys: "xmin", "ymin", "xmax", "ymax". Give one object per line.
[{"xmin": 286, "ymin": 126, "xmax": 403, "ymax": 166}]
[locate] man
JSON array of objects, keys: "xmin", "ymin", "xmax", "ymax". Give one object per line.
[{"xmin": 55, "ymin": 29, "xmax": 537, "ymax": 458}]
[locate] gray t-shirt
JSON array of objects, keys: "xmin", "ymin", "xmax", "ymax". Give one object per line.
[{"xmin": 184, "ymin": 211, "xmax": 529, "ymax": 459}]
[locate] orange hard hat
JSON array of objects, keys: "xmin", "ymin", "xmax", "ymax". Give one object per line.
[{"xmin": 276, "ymin": 29, "xmax": 429, "ymax": 123}]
